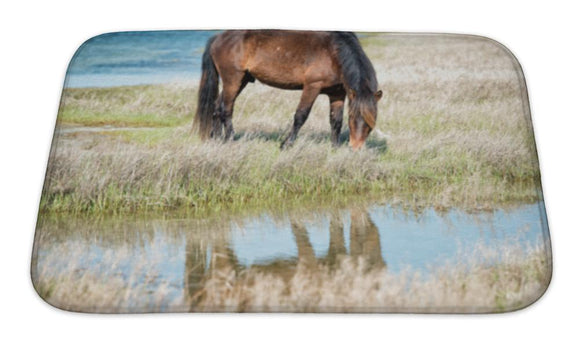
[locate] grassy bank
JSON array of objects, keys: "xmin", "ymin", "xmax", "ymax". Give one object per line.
[
  {"xmin": 41, "ymin": 126, "xmax": 539, "ymax": 215},
  {"xmin": 41, "ymin": 35, "xmax": 541, "ymax": 214}
]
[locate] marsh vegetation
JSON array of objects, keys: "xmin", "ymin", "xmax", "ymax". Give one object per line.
[
  {"xmin": 43, "ymin": 35, "xmax": 540, "ymax": 215},
  {"xmin": 33, "ymin": 34, "xmax": 550, "ymax": 313}
]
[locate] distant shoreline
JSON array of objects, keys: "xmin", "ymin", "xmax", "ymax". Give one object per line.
[{"xmin": 64, "ymin": 73, "xmax": 200, "ymax": 89}]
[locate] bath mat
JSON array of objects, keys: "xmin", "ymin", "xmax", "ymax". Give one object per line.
[{"xmin": 31, "ymin": 30, "xmax": 552, "ymax": 313}]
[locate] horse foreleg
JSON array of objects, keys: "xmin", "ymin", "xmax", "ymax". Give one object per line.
[
  {"xmin": 329, "ymin": 94, "xmax": 345, "ymax": 147},
  {"xmin": 281, "ymin": 85, "xmax": 320, "ymax": 149}
]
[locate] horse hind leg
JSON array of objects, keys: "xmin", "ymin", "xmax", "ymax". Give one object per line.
[
  {"xmin": 215, "ymin": 72, "xmax": 251, "ymax": 141},
  {"xmin": 211, "ymin": 94, "xmax": 224, "ymax": 138}
]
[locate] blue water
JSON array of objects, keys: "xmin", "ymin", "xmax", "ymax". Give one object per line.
[
  {"xmin": 229, "ymin": 202, "xmax": 549, "ymax": 273},
  {"xmin": 37, "ymin": 202, "xmax": 550, "ymax": 306},
  {"xmin": 65, "ymin": 31, "xmax": 217, "ymax": 88},
  {"xmin": 40, "ymin": 202, "xmax": 549, "ymax": 273}
]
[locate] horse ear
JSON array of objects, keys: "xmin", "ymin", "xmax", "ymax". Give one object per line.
[{"xmin": 374, "ymin": 90, "xmax": 383, "ymax": 101}]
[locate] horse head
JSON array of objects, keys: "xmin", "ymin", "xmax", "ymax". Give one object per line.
[{"xmin": 348, "ymin": 89, "xmax": 383, "ymax": 150}]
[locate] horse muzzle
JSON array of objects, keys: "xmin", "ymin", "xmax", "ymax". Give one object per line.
[{"xmin": 349, "ymin": 138, "xmax": 365, "ymax": 151}]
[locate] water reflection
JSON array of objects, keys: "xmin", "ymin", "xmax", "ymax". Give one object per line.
[
  {"xmin": 184, "ymin": 210, "xmax": 386, "ymax": 308},
  {"xmin": 33, "ymin": 202, "xmax": 548, "ymax": 309}
]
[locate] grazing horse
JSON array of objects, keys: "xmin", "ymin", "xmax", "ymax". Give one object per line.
[{"xmin": 194, "ymin": 30, "xmax": 382, "ymax": 150}]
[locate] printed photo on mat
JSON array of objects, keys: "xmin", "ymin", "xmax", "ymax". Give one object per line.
[{"xmin": 31, "ymin": 30, "xmax": 551, "ymax": 313}]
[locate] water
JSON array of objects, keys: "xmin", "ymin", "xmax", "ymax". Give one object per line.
[
  {"xmin": 65, "ymin": 31, "xmax": 217, "ymax": 88},
  {"xmin": 34, "ymin": 202, "xmax": 550, "ymax": 307}
]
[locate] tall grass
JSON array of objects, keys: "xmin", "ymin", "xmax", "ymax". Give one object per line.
[
  {"xmin": 198, "ymin": 243, "xmax": 551, "ymax": 313},
  {"xmin": 40, "ymin": 127, "xmax": 539, "ymax": 214}
]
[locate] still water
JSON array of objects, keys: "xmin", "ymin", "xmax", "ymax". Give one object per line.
[
  {"xmin": 65, "ymin": 31, "xmax": 217, "ymax": 88},
  {"xmin": 35, "ymin": 202, "xmax": 549, "ymax": 306}
]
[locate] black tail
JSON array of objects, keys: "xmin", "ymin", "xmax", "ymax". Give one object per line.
[{"xmin": 194, "ymin": 35, "xmax": 219, "ymax": 140}]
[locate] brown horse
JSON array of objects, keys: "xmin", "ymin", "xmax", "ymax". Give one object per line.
[{"xmin": 194, "ymin": 30, "xmax": 382, "ymax": 150}]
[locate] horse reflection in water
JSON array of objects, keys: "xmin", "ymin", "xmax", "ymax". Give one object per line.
[{"xmin": 184, "ymin": 210, "xmax": 386, "ymax": 310}]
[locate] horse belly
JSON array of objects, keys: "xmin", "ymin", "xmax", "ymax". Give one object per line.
[
  {"xmin": 245, "ymin": 49, "xmax": 337, "ymax": 90},
  {"xmin": 251, "ymin": 73, "xmax": 304, "ymax": 90},
  {"xmin": 246, "ymin": 59, "xmax": 307, "ymax": 90}
]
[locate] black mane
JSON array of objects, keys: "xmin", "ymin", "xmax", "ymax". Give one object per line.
[{"xmin": 330, "ymin": 32, "xmax": 378, "ymax": 97}]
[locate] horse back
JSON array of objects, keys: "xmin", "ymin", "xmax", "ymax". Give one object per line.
[{"xmin": 210, "ymin": 30, "xmax": 342, "ymax": 89}]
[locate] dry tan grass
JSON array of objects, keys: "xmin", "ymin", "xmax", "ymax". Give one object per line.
[{"xmin": 42, "ymin": 125, "xmax": 539, "ymax": 214}]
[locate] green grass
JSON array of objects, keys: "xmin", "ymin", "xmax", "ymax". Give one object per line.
[
  {"xmin": 58, "ymin": 84, "xmax": 195, "ymax": 127},
  {"xmin": 41, "ymin": 34, "xmax": 542, "ymax": 215},
  {"xmin": 58, "ymin": 109, "xmax": 183, "ymax": 127}
]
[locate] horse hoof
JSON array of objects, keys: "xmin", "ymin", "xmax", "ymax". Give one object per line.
[{"xmin": 280, "ymin": 140, "xmax": 293, "ymax": 150}]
